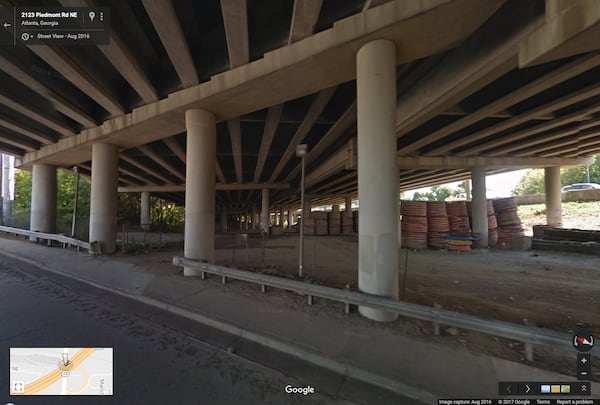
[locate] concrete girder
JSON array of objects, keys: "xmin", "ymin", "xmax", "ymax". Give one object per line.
[
  {"xmin": 27, "ymin": 46, "xmax": 125, "ymax": 116},
  {"xmin": 0, "ymin": 118, "xmax": 53, "ymax": 145},
  {"xmin": 520, "ymin": 0, "xmax": 600, "ymax": 67},
  {"xmin": 227, "ymin": 118, "xmax": 243, "ymax": 183},
  {"xmin": 163, "ymin": 137, "xmax": 186, "ymax": 163},
  {"xmin": 0, "ymin": 55, "xmax": 97, "ymax": 127},
  {"xmin": 119, "ymin": 154, "xmax": 174, "ymax": 185},
  {"xmin": 395, "ymin": 0, "xmax": 542, "ymax": 143},
  {"xmin": 23, "ymin": 0, "xmax": 501, "ymax": 168},
  {"xmin": 141, "ymin": 0, "xmax": 199, "ymax": 88},
  {"xmin": 413, "ymin": 52, "xmax": 600, "ymax": 156},
  {"xmin": 254, "ymin": 104, "xmax": 283, "ymax": 183},
  {"xmin": 0, "ymin": 94, "xmax": 74, "ymax": 138},
  {"xmin": 269, "ymin": 87, "xmax": 336, "ymax": 183},
  {"xmin": 288, "ymin": 0, "xmax": 323, "ymax": 44},
  {"xmin": 396, "ymin": 155, "xmax": 593, "ymax": 169},
  {"xmin": 138, "ymin": 145, "xmax": 185, "ymax": 182},
  {"xmin": 59, "ymin": 0, "xmax": 158, "ymax": 103},
  {"xmin": 118, "ymin": 183, "xmax": 290, "ymax": 193},
  {"xmin": 220, "ymin": 0, "xmax": 250, "ymax": 68}
]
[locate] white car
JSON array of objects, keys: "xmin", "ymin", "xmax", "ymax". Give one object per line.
[{"xmin": 561, "ymin": 183, "xmax": 600, "ymax": 192}]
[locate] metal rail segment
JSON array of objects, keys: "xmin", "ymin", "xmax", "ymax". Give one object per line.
[
  {"xmin": 0, "ymin": 225, "xmax": 92, "ymax": 252},
  {"xmin": 173, "ymin": 256, "xmax": 573, "ymax": 354}
]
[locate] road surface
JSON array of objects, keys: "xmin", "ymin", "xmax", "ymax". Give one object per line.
[{"xmin": 0, "ymin": 254, "xmax": 419, "ymax": 404}]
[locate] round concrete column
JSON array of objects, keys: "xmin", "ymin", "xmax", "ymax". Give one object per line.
[
  {"xmin": 184, "ymin": 109, "xmax": 216, "ymax": 274},
  {"xmin": 140, "ymin": 191, "xmax": 150, "ymax": 231},
  {"xmin": 221, "ymin": 210, "xmax": 228, "ymax": 233},
  {"xmin": 344, "ymin": 196, "xmax": 352, "ymax": 217},
  {"xmin": 544, "ymin": 166, "xmax": 562, "ymax": 226},
  {"xmin": 470, "ymin": 167, "xmax": 488, "ymax": 248},
  {"xmin": 30, "ymin": 164, "xmax": 57, "ymax": 235},
  {"xmin": 89, "ymin": 143, "xmax": 119, "ymax": 253},
  {"xmin": 357, "ymin": 39, "xmax": 399, "ymax": 322},
  {"xmin": 261, "ymin": 188, "xmax": 269, "ymax": 232},
  {"xmin": 279, "ymin": 207, "xmax": 285, "ymax": 227}
]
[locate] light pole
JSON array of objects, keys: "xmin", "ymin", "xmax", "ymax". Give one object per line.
[
  {"xmin": 296, "ymin": 144, "xmax": 308, "ymax": 278},
  {"xmin": 71, "ymin": 166, "xmax": 80, "ymax": 238}
]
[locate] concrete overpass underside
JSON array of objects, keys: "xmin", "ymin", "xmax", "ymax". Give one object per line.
[{"xmin": 2, "ymin": 0, "xmax": 600, "ymax": 318}]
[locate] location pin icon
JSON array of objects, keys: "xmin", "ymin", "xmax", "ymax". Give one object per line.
[
  {"xmin": 62, "ymin": 353, "xmax": 69, "ymax": 366},
  {"xmin": 89, "ymin": 11, "xmax": 95, "ymax": 21}
]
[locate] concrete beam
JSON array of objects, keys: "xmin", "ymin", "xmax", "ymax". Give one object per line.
[
  {"xmin": 253, "ymin": 104, "xmax": 283, "ymax": 183},
  {"xmin": 288, "ymin": 0, "xmax": 323, "ymax": 44},
  {"xmin": 227, "ymin": 118, "xmax": 243, "ymax": 183},
  {"xmin": 396, "ymin": 155, "xmax": 593, "ymax": 169},
  {"xmin": 27, "ymin": 45, "xmax": 125, "ymax": 116},
  {"xmin": 415, "ymin": 52, "xmax": 600, "ymax": 155},
  {"xmin": 269, "ymin": 87, "xmax": 336, "ymax": 182},
  {"xmin": 138, "ymin": 145, "xmax": 185, "ymax": 182},
  {"xmin": 221, "ymin": 0, "xmax": 249, "ymax": 68},
  {"xmin": 0, "ymin": 55, "xmax": 97, "ymax": 127},
  {"xmin": 0, "ymin": 132, "xmax": 36, "ymax": 152},
  {"xmin": 395, "ymin": 0, "xmax": 539, "ymax": 141},
  {"xmin": 59, "ymin": 0, "xmax": 158, "ymax": 103},
  {"xmin": 0, "ymin": 94, "xmax": 74, "ymax": 138},
  {"xmin": 141, "ymin": 0, "xmax": 199, "ymax": 87},
  {"xmin": 163, "ymin": 137, "xmax": 186, "ymax": 163},
  {"xmin": 0, "ymin": 118, "xmax": 53, "ymax": 145},
  {"xmin": 24, "ymin": 0, "xmax": 500, "ymax": 167},
  {"xmin": 119, "ymin": 154, "xmax": 174, "ymax": 185},
  {"xmin": 305, "ymin": 139, "xmax": 356, "ymax": 188},
  {"xmin": 520, "ymin": 0, "xmax": 600, "ymax": 67},
  {"xmin": 118, "ymin": 183, "xmax": 290, "ymax": 193}
]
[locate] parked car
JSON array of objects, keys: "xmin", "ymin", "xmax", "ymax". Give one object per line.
[{"xmin": 561, "ymin": 182, "xmax": 600, "ymax": 192}]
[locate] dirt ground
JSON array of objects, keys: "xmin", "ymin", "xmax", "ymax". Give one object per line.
[{"xmin": 116, "ymin": 232, "xmax": 600, "ymax": 380}]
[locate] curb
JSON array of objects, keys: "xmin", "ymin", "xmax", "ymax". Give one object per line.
[{"xmin": 0, "ymin": 250, "xmax": 439, "ymax": 404}]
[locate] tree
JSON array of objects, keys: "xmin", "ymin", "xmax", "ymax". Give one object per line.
[
  {"xmin": 512, "ymin": 169, "xmax": 545, "ymax": 196},
  {"xmin": 413, "ymin": 185, "xmax": 453, "ymax": 201},
  {"xmin": 561, "ymin": 155, "xmax": 600, "ymax": 185}
]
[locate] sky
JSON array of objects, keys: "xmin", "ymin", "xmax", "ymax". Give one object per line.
[{"xmin": 403, "ymin": 169, "xmax": 530, "ymax": 199}]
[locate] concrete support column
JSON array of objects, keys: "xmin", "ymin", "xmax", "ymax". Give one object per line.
[
  {"xmin": 89, "ymin": 143, "xmax": 119, "ymax": 253},
  {"xmin": 184, "ymin": 109, "xmax": 216, "ymax": 274},
  {"xmin": 245, "ymin": 211, "xmax": 250, "ymax": 231},
  {"xmin": 465, "ymin": 180, "xmax": 471, "ymax": 201},
  {"xmin": 279, "ymin": 207, "xmax": 285, "ymax": 227},
  {"xmin": 140, "ymin": 191, "xmax": 150, "ymax": 231},
  {"xmin": 288, "ymin": 208, "xmax": 293, "ymax": 229},
  {"xmin": 344, "ymin": 196, "xmax": 352, "ymax": 217},
  {"xmin": 303, "ymin": 195, "xmax": 311, "ymax": 220},
  {"xmin": 261, "ymin": 188, "xmax": 269, "ymax": 232},
  {"xmin": 2, "ymin": 154, "xmax": 11, "ymax": 224},
  {"xmin": 252, "ymin": 207, "xmax": 257, "ymax": 230},
  {"xmin": 357, "ymin": 39, "xmax": 398, "ymax": 322},
  {"xmin": 470, "ymin": 167, "xmax": 488, "ymax": 248},
  {"xmin": 221, "ymin": 210, "xmax": 228, "ymax": 233},
  {"xmin": 544, "ymin": 166, "xmax": 562, "ymax": 226},
  {"xmin": 30, "ymin": 164, "xmax": 57, "ymax": 235}
]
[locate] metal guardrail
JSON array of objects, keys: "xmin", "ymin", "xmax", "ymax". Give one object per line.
[
  {"xmin": 173, "ymin": 256, "xmax": 574, "ymax": 354},
  {"xmin": 0, "ymin": 225, "xmax": 93, "ymax": 252}
]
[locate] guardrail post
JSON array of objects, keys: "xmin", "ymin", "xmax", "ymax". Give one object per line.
[
  {"xmin": 523, "ymin": 318, "xmax": 535, "ymax": 361},
  {"xmin": 260, "ymin": 284, "xmax": 266, "ymax": 293},
  {"xmin": 307, "ymin": 295, "xmax": 313, "ymax": 305},
  {"xmin": 344, "ymin": 303, "xmax": 350, "ymax": 314},
  {"xmin": 222, "ymin": 276, "xmax": 227, "ymax": 284},
  {"xmin": 433, "ymin": 303, "xmax": 442, "ymax": 336},
  {"xmin": 201, "ymin": 271, "xmax": 206, "ymax": 280}
]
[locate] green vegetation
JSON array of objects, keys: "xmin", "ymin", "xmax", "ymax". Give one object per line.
[
  {"xmin": 518, "ymin": 201, "xmax": 600, "ymax": 221},
  {"xmin": 412, "ymin": 183, "xmax": 466, "ymax": 201},
  {"xmin": 13, "ymin": 168, "xmax": 185, "ymax": 240},
  {"xmin": 512, "ymin": 155, "xmax": 600, "ymax": 196}
]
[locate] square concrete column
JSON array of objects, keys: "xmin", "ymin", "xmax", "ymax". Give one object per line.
[
  {"xmin": 89, "ymin": 143, "xmax": 119, "ymax": 253},
  {"xmin": 261, "ymin": 188, "xmax": 270, "ymax": 232},
  {"xmin": 140, "ymin": 191, "xmax": 151, "ymax": 231},
  {"xmin": 357, "ymin": 39, "xmax": 399, "ymax": 322},
  {"xmin": 184, "ymin": 109, "xmax": 216, "ymax": 274},
  {"xmin": 30, "ymin": 164, "xmax": 57, "ymax": 235},
  {"xmin": 544, "ymin": 166, "xmax": 562, "ymax": 226},
  {"xmin": 470, "ymin": 167, "xmax": 488, "ymax": 248}
]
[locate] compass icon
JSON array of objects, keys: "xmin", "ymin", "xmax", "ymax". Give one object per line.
[{"xmin": 573, "ymin": 330, "xmax": 594, "ymax": 352}]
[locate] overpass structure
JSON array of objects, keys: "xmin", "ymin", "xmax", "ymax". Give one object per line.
[{"xmin": 1, "ymin": 0, "xmax": 599, "ymax": 320}]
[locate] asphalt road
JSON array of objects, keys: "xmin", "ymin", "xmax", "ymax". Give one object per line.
[{"xmin": 0, "ymin": 254, "xmax": 420, "ymax": 405}]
